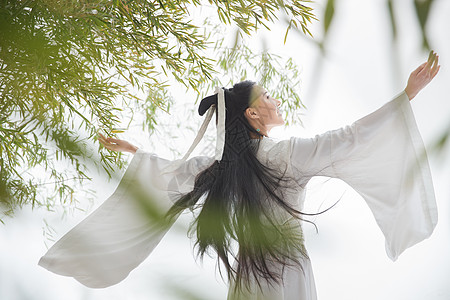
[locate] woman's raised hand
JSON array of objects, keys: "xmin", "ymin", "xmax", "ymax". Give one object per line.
[
  {"xmin": 405, "ymin": 50, "xmax": 440, "ymax": 101},
  {"xmin": 97, "ymin": 133, "xmax": 139, "ymax": 154}
]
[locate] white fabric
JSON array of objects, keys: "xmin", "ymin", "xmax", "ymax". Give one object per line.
[
  {"xmin": 38, "ymin": 91, "xmax": 437, "ymax": 299},
  {"xmin": 215, "ymin": 86, "xmax": 226, "ymax": 161},
  {"xmin": 289, "ymin": 90, "xmax": 437, "ymax": 261},
  {"xmin": 38, "ymin": 151, "xmax": 214, "ymax": 288}
]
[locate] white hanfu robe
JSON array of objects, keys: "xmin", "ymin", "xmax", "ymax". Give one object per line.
[{"xmin": 38, "ymin": 91, "xmax": 437, "ymax": 299}]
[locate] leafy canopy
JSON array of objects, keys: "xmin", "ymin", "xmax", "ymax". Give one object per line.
[{"xmin": 0, "ymin": 0, "xmax": 315, "ymax": 221}]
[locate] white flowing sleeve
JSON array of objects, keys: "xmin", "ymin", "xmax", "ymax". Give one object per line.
[
  {"xmin": 38, "ymin": 148, "xmax": 214, "ymax": 288},
  {"xmin": 290, "ymin": 91, "xmax": 438, "ymax": 261}
]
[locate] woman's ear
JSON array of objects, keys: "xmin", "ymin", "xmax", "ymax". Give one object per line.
[
  {"xmin": 244, "ymin": 107, "xmax": 259, "ymax": 121},
  {"xmin": 244, "ymin": 107, "xmax": 251, "ymax": 120}
]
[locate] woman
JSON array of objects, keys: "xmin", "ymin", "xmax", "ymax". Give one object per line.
[{"xmin": 39, "ymin": 52, "xmax": 440, "ymax": 299}]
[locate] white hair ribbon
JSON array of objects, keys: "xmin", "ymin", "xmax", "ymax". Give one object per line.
[
  {"xmin": 215, "ymin": 86, "xmax": 226, "ymax": 161},
  {"xmin": 160, "ymin": 87, "xmax": 225, "ymax": 175}
]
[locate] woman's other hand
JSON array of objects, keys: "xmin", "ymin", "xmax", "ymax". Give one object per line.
[
  {"xmin": 97, "ymin": 133, "xmax": 139, "ymax": 154},
  {"xmin": 405, "ymin": 50, "xmax": 440, "ymax": 101}
]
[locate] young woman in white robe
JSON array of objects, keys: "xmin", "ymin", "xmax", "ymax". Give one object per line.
[{"xmin": 39, "ymin": 52, "xmax": 440, "ymax": 300}]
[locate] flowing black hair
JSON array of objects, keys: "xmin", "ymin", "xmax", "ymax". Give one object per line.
[{"xmin": 166, "ymin": 80, "xmax": 310, "ymax": 293}]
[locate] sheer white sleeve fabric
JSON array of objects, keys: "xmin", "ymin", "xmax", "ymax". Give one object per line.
[
  {"xmin": 38, "ymin": 149, "xmax": 214, "ymax": 288},
  {"xmin": 290, "ymin": 91, "xmax": 438, "ymax": 261}
]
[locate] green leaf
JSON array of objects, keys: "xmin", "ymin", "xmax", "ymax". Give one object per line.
[{"xmin": 323, "ymin": 0, "xmax": 335, "ymax": 36}]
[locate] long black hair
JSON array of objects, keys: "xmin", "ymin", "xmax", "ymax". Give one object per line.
[{"xmin": 166, "ymin": 80, "xmax": 308, "ymax": 293}]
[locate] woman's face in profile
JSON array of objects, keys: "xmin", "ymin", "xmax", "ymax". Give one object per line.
[{"xmin": 249, "ymin": 85, "xmax": 285, "ymax": 129}]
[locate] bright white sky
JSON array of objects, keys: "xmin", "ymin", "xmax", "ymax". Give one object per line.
[{"xmin": 1, "ymin": 0, "xmax": 450, "ymax": 299}]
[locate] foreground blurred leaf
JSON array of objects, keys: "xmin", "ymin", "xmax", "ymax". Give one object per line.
[
  {"xmin": 387, "ymin": 0, "xmax": 397, "ymax": 40},
  {"xmin": 413, "ymin": 0, "xmax": 435, "ymax": 50},
  {"xmin": 323, "ymin": 0, "xmax": 335, "ymax": 37}
]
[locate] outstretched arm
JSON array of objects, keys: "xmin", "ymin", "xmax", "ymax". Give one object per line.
[
  {"xmin": 291, "ymin": 90, "xmax": 438, "ymax": 260},
  {"xmin": 405, "ymin": 50, "xmax": 440, "ymax": 101},
  {"xmin": 97, "ymin": 132, "xmax": 139, "ymax": 154}
]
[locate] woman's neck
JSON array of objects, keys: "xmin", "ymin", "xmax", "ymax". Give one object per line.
[{"xmin": 249, "ymin": 132, "xmax": 267, "ymax": 140}]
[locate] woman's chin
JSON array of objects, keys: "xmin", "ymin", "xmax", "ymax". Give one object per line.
[{"xmin": 273, "ymin": 120, "xmax": 285, "ymax": 127}]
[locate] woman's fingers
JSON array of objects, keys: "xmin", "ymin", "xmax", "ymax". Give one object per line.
[
  {"xmin": 431, "ymin": 55, "xmax": 439, "ymax": 72},
  {"xmin": 427, "ymin": 50, "xmax": 433, "ymax": 63},
  {"xmin": 432, "ymin": 65, "xmax": 441, "ymax": 79},
  {"xmin": 98, "ymin": 133, "xmax": 117, "ymax": 143},
  {"xmin": 425, "ymin": 51, "xmax": 439, "ymax": 74},
  {"xmin": 100, "ymin": 140, "xmax": 118, "ymax": 151},
  {"xmin": 107, "ymin": 137, "xmax": 120, "ymax": 143},
  {"xmin": 98, "ymin": 133, "xmax": 109, "ymax": 143},
  {"xmin": 425, "ymin": 52, "xmax": 440, "ymax": 79},
  {"xmin": 97, "ymin": 132, "xmax": 130, "ymax": 152},
  {"xmin": 426, "ymin": 50, "xmax": 437, "ymax": 68},
  {"xmin": 97, "ymin": 133, "xmax": 115, "ymax": 148},
  {"xmin": 426, "ymin": 50, "xmax": 434, "ymax": 66},
  {"xmin": 97, "ymin": 133, "xmax": 107, "ymax": 145},
  {"xmin": 418, "ymin": 51, "xmax": 440, "ymax": 79},
  {"xmin": 428, "ymin": 53, "xmax": 436, "ymax": 75},
  {"xmin": 413, "ymin": 62, "xmax": 427, "ymax": 75}
]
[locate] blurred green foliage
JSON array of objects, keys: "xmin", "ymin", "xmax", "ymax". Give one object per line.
[
  {"xmin": 312, "ymin": 0, "xmax": 436, "ymax": 54},
  {"xmin": 413, "ymin": 0, "xmax": 435, "ymax": 50},
  {"xmin": 289, "ymin": 0, "xmax": 441, "ymax": 111},
  {"xmin": 0, "ymin": 0, "xmax": 315, "ymax": 221}
]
